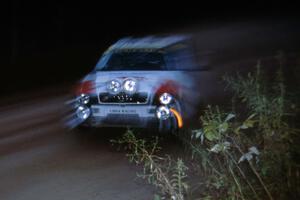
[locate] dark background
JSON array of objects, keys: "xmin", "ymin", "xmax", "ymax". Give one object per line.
[{"xmin": 3, "ymin": 0, "xmax": 299, "ymax": 95}]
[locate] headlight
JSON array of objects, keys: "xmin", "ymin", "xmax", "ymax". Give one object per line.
[
  {"xmin": 123, "ymin": 78, "xmax": 137, "ymax": 94},
  {"xmin": 156, "ymin": 106, "xmax": 170, "ymax": 120},
  {"xmin": 159, "ymin": 93, "xmax": 173, "ymax": 105},
  {"xmin": 76, "ymin": 105, "xmax": 91, "ymax": 120},
  {"xmin": 79, "ymin": 93, "xmax": 90, "ymax": 104},
  {"xmin": 107, "ymin": 79, "xmax": 122, "ymax": 94}
]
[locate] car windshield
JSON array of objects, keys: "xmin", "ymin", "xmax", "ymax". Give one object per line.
[{"xmin": 98, "ymin": 51, "xmax": 165, "ymax": 71}]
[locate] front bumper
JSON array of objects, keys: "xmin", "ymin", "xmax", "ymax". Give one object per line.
[
  {"xmin": 65, "ymin": 96, "xmax": 183, "ymax": 132},
  {"xmin": 83, "ymin": 104, "xmax": 158, "ymax": 128}
]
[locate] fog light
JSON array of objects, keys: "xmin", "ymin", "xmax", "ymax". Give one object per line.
[
  {"xmin": 76, "ymin": 105, "xmax": 91, "ymax": 120},
  {"xmin": 156, "ymin": 106, "xmax": 170, "ymax": 120}
]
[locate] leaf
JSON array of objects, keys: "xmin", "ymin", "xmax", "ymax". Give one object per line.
[
  {"xmin": 204, "ymin": 130, "xmax": 220, "ymax": 141},
  {"xmin": 244, "ymin": 119, "xmax": 255, "ymax": 128},
  {"xmin": 238, "ymin": 152, "xmax": 253, "ymax": 163},
  {"xmin": 200, "ymin": 133, "xmax": 204, "ymax": 144},
  {"xmin": 194, "ymin": 129, "xmax": 203, "ymax": 139},
  {"xmin": 223, "ymin": 141, "xmax": 231, "ymax": 149},
  {"xmin": 225, "ymin": 113, "xmax": 235, "ymax": 122},
  {"xmin": 234, "ymin": 127, "xmax": 241, "ymax": 134},
  {"xmin": 203, "ymin": 126, "xmax": 220, "ymax": 141},
  {"xmin": 247, "ymin": 113, "xmax": 256, "ymax": 119},
  {"xmin": 240, "ymin": 124, "xmax": 248, "ymax": 129},
  {"xmin": 218, "ymin": 122, "xmax": 228, "ymax": 133},
  {"xmin": 249, "ymin": 146, "xmax": 260, "ymax": 155},
  {"xmin": 210, "ymin": 144, "xmax": 222, "ymax": 153},
  {"xmin": 240, "ymin": 118, "xmax": 256, "ymax": 129},
  {"xmin": 192, "ymin": 129, "xmax": 205, "ymax": 144},
  {"xmin": 238, "ymin": 146, "xmax": 259, "ymax": 163}
]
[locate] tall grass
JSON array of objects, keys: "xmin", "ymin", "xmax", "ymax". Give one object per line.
[
  {"xmin": 189, "ymin": 61, "xmax": 300, "ymax": 199},
  {"xmin": 111, "ymin": 130, "xmax": 189, "ymax": 200},
  {"xmin": 112, "ymin": 57, "xmax": 299, "ymax": 200}
]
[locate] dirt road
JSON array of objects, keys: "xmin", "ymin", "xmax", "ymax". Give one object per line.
[{"xmin": 0, "ymin": 95, "xmax": 154, "ymax": 200}]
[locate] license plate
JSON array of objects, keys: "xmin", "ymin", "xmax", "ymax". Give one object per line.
[
  {"xmin": 91, "ymin": 105, "xmax": 153, "ymax": 117},
  {"xmin": 108, "ymin": 108, "xmax": 137, "ymax": 114}
]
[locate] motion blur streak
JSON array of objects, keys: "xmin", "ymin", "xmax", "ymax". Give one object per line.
[{"xmin": 0, "ymin": 90, "xmax": 154, "ymax": 200}]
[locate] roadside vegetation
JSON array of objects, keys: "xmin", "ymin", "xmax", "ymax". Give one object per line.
[{"xmin": 111, "ymin": 55, "xmax": 300, "ymax": 200}]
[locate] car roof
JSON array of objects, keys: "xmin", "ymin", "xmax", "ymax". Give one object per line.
[{"xmin": 106, "ymin": 35, "xmax": 190, "ymax": 52}]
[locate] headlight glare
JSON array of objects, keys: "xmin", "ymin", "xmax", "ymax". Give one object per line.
[
  {"xmin": 79, "ymin": 93, "xmax": 90, "ymax": 104},
  {"xmin": 107, "ymin": 79, "xmax": 121, "ymax": 94},
  {"xmin": 156, "ymin": 106, "xmax": 170, "ymax": 120},
  {"xmin": 76, "ymin": 105, "xmax": 91, "ymax": 120},
  {"xmin": 123, "ymin": 79, "xmax": 137, "ymax": 94},
  {"xmin": 159, "ymin": 93, "xmax": 173, "ymax": 105}
]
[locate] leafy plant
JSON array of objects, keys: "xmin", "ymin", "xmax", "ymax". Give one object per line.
[
  {"xmin": 112, "ymin": 55, "xmax": 300, "ymax": 200},
  {"xmin": 188, "ymin": 59, "xmax": 299, "ymax": 199},
  {"xmin": 111, "ymin": 130, "xmax": 189, "ymax": 200},
  {"xmin": 192, "ymin": 108, "xmax": 263, "ymax": 200}
]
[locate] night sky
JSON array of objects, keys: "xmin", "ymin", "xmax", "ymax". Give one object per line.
[{"xmin": 3, "ymin": 0, "xmax": 298, "ymax": 95}]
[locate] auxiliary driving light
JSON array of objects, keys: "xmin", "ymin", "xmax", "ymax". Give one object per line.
[
  {"xmin": 156, "ymin": 106, "xmax": 170, "ymax": 120},
  {"xmin": 159, "ymin": 93, "xmax": 173, "ymax": 105},
  {"xmin": 123, "ymin": 78, "xmax": 137, "ymax": 94},
  {"xmin": 107, "ymin": 79, "xmax": 122, "ymax": 94},
  {"xmin": 79, "ymin": 93, "xmax": 90, "ymax": 104},
  {"xmin": 76, "ymin": 105, "xmax": 91, "ymax": 120}
]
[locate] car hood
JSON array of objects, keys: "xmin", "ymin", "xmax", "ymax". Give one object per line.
[{"xmin": 82, "ymin": 71, "xmax": 194, "ymax": 94}]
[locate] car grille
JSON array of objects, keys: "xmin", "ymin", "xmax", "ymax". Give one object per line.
[{"xmin": 99, "ymin": 92, "xmax": 148, "ymax": 104}]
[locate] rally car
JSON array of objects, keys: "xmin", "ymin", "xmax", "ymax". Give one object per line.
[{"xmin": 66, "ymin": 35, "xmax": 204, "ymax": 132}]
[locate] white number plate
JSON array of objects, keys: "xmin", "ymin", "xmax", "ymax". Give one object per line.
[
  {"xmin": 91, "ymin": 105, "xmax": 155, "ymax": 118},
  {"xmin": 108, "ymin": 109, "xmax": 137, "ymax": 114}
]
